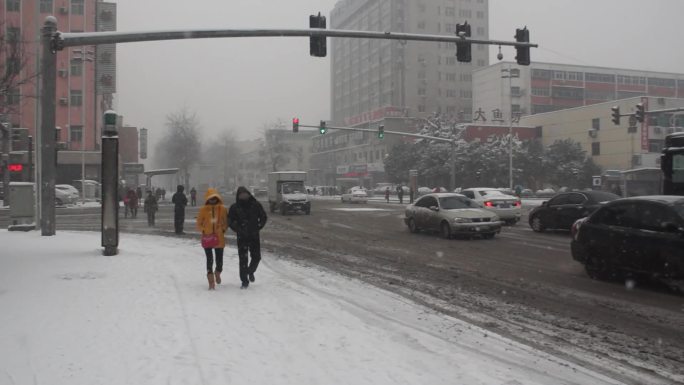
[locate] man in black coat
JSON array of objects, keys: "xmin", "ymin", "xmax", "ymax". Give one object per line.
[
  {"xmin": 228, "ymin": 186, "xmax": 268, "ymax": 289},
  {"xmin": 171, "ymin": 185, "xmax": 188, "ymax": 234}
]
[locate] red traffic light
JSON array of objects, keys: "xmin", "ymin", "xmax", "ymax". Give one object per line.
[
  {"xmin": 292, "ymin": 117, "xmax": 300, "ymax": 133},
  {"xmin": 8, "ymin": 163, "xmax": 23, "ymax": 172}
]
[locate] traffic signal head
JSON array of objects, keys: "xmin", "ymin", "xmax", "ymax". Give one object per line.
[
  {"xmin": 515, "ymin": 27, "xmax": 530, "ymax": 66},
  {"xmin": 309, "ymin": 13, "xmax": 327, "ymax": 57},
  {"xmin": 378, "ymin": 125, "xmax": 385, "ymax": 139},
  {"xmin": 319, "ymin": 120, "xmax": 327, "ymax": 134},
  {"xmin": 292, "ymin": 117, "xmax": 300, "ymax": 133},
  {"xmin": 635, "ymin": 103, "xmax": 645, "ymax": 123},
  {"xmin": 455, "ymin": 22, "xmax": 472, "ymax": 63},
  {"xmin": 611, "ymin": 106, "xmax": 620, "ymax": 125}
]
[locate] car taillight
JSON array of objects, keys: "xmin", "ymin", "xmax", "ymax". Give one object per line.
[
  {"xmin": 513, "ymin": 201, "xmax": 521, "ymax": 207},
  {"xmin": 484, "ymin": 201, "xmax": 494, "ymax": 207}
]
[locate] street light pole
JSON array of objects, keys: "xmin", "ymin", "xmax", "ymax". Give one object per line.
[
  {"xmin": 501, "ymin": 64, "xmax": 519, "ymax": 191},
  {"xmin": 39, "ymin": 16, "xmax": 58, "ymax": 236},
  {"xmin": 73, "ymin": 49, "xmax": 94, "ymax": 204}
]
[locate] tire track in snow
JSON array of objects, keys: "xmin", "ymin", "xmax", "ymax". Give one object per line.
[{"xmin": 171, "ymin": 275, "xmax": 208, "ymax": 385}]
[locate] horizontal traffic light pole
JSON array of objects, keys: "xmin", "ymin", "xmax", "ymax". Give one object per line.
[
  {"xmin": 55, "ymin": 28, "xmax": 538, "ymax": 49},
  {"xmin": 298, "ymin": 124, "xmax": 456, "ymax": 144}
]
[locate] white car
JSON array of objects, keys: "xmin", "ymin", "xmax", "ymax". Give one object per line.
[
  {"xmin": 55, "ymin": 186, "xmax": 77, "ymax": 206},
  {"xmin": 341, "ymin": 188, "xmax": 368, "ymax": 204},
  {"xmin": 460, "ymin": 188, "xmax": 522, "ymax": 225}
]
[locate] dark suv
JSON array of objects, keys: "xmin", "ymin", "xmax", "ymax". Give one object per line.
[
  {"xmin": 529, "ymin": 191, "xmax": 620, "ymax": 232},
  {"xmin": 571, "ymin": 196, "xmax": 684, "ymax": 281}
]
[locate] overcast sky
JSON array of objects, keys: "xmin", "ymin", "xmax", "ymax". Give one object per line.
[{"xmin": 113, "ymin": 0, "xmax": 684, "ymax": 154}]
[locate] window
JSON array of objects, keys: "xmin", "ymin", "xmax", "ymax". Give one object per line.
[
  {"xmin": 634, "ymin": 203, "xmax": 680, "ymax": 232},
  {"xmin": 70, "ymin": 125, "xmax": 83, "ymax": 142},
  {"xmin": 649, "ymin": 140, "xmax": 664, "ymax": 153},
  {"xmin": 39, "ymin": 0, "xmax": 53, "ymax": 13},
  {"xmin": 592, "ymin": 203, "xmax": 637, "ymax": 228},
  {"xmin": 532, "ymin": 69, "xmax": 552, "ymax": 79},
  {"xmin": 71, "ymin": 0, "xmax": 84, "ymax": 15},
  {"xmin": 567, "ymin": 194, "xmax": 587, "ymax": 205},
  {"xmin": 446, "ymin": 57, "xmax": 456, "ymax": 66},
  {"xmin": 461, "ymin": 191, "xmax": 475, "ymax": 199},
  {"xmin": 6, "ymin": 0, "xmax": 20, "ymax": 12},
  {"xmin": 476, "ymin": 11, "xmax": 485, "ymax": 19},
  {"xmin": 418, "ymin": 88, "xmax": 426, "ymax": 96},
  {"xmin": 510, "ymin": 86, "xmax": 521, "ymax": 96},
  {"xmin": 459, "ymin": 9, "xmax": 472, "ymax": 18},
  {"xmin": 6, "ymin": 27, "xmax": 20, "ymax": 42},
  {"xmin": 552, "ymin": 87, "xmax": 583, "ymax": 99},
  {"xmin": 70, "ymin": 59, "xmax": 83, "ymax": 76},
  {"xmin": 6, "ymin": 57, "xmax": 21, "ymax": 76},
  {"xmin": 460, "ymin": 73, "xmax": 472, "ymax": 82},
  {"xmin": 445, "ymin": 23, "xmax": 456, "ymax": 33},
  {"xmin": 591, "ymin": 142, "xmax": 601, "ymax": 156},
  {"xmin": 548, "ymin": 194, "xmax": 571, "ymax": 206},
  {"xmin": 418, "ymin": 3, "xmax": 426, "ymax": 12},
  {"xmin": 445, "ymin": 7, "xmax": 455, "ymax": 16},
  {"xmin": 531, "ymin": 88, "xmax": 549, "ymax": 97},
  {"xmin": 417, "ymin": 21, "xmax": 426, "ymax": 29},
  {"xmin": 460, "ymin": 90, "xmax": 472, "ymax": 98},
  {"xmin": 446, "ymin": 90, "xmax": 457, "ymax": 97},
  {"xmin": 648, "ymin": 77, "xmax": 676, "ymax": 87},
  {"xmin": 476, "ymin": 27, "xmax": 485, "ymax": 36},
  {"xmin": 477, "ymin": 59, "xmax": 485, "ymax": 67},
  {"xmin": 511, "ymin": 104, "xmax": 521, "ymax": 113},
  {"xmin": 70, "ymin": 89, "xmax": 83, "ymax": 106},
  {"xmin": 446, "ymin": 73, "xmax": 456, "ymax": 82},
  {"xmin": 416, "ymin": 196, "xmax": 437, "ymax": 208},
  {"xmin": 418, "ymin": 105, "xmax": 426, "ymax": 112},
  {"xmin": 6, "ymin": 87, "xmax": 20, "ymax": 105},
  {"xmin": 585, "ymin": 72, "xmax": 615, "ymax": 83},
  {"xmin": 592, "ymin": 118, "xmax": 601, "ymax": 130}
]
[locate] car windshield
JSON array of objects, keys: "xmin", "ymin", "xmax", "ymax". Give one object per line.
[
  {"xmin": 281, "ymin": 182, "xmax": 304, "ymax": 194},
  {"xmin": 439, "ymin": 196, "xmax": 478, "ymax": 210}
]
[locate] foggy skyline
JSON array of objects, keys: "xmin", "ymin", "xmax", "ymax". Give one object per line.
[{"xmin": 113, "ymin": 0, "xmax": 684, "ymax": 160}]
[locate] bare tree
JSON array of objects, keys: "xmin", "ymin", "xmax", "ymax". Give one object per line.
[
  {"xmin": 0, "ymin": 23, "xmax": 39, "ymax": 116},
  {"xmin": 203, "ymin": 129, "xmax": 240, "ymax": 189},
  {"xmin": 154, "ymin": 107, "xmax": 202, "ymax": 187},
  {"xmin": 260, "ymin": 119, "xmax": 290, "ymax": 172}
]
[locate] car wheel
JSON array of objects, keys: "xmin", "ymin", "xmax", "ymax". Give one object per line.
[
  {"xmin": 408, "ymin": 218, "xmax": 419, "ymax": 233},
  {"xmin": 530, "ymin": 216, "xmax": 545, "ymax": 232},
  {"xmin": 585, "ymin": 255, "xmax": 613, "ymax": 281},
  {"xmin": 441, "ymin": 222, "xmax": 452, "ymax": 239}
]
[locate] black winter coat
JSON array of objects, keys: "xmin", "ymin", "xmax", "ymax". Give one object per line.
[{"xmin": 229, "ymin": 195, "xmax": 267, "ymax": 238}]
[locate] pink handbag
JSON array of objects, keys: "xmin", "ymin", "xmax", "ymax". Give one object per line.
[{"xmin": 201, "ymin": 233, "xmax": 219, "ymax": 249}]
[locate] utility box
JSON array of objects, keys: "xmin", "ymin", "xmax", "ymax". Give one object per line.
[{"xmin": 8, "ymin": 182, "xmax": 35, "ymax": 231}]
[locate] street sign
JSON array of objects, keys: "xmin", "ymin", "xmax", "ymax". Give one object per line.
[
  {"xmin": 139, "ymin": 128, "xmax": 148, "ymax": 159},
  {"xmin": 123, "ymin": 163, "xmax": 144, "ymax": 174},
  {"xmin": 592, "ymin": 176, "xmax": 602, "ymax": 187}
]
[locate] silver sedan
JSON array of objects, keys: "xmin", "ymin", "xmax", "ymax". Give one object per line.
[{"xmin": 404, "ymin": 193, "xmax": 503, "ymax": 239}]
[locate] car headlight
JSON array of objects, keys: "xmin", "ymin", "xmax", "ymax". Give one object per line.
[{"xmin": 453, "ymin": 217, "xmax": 472, "ymax": 223}]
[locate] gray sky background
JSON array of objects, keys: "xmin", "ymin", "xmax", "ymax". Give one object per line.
[{"xmin": 113, "ymin": 0, "xmax": 684, "ymax": 157}]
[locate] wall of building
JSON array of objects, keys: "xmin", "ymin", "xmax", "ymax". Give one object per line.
[
  {"xmin": 519, "ymin": 96, "xmax": 684, "ymax": 171},
  {"xmin": 330, "ymin": 0, "xmax": 489, "ymax": 126}
]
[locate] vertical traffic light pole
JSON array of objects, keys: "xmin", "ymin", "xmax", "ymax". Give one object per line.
[
  {"xmin": 101, "ymin": 110, "xmax": 119, "ymax": 256},
  {"xmin": 1, "ymin": 124, "xmax": 9, "ymax": 207},
  {"xmin": 40, "ymin": 16, "xmax": 58, "ymax": 236}
]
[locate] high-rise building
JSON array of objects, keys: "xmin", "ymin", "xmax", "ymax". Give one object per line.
[
  {"xmin": 473, "ymin": 61, "xmax": 684, "ymax": 123},
  {"xmin": 330, "ymin": 0, "xmax": 489, "ymax": 126},
  {"xmin": 0, "ymin": 0, "xmax": 116, "ymax": 182}
]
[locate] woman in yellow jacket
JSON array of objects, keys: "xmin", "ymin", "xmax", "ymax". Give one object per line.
[{"xmin": 196, "ymin": 188, "xmax": 228, "ymax": 290}]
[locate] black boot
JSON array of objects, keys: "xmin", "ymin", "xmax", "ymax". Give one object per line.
[
  {"xmin": 241, "ymin": 281, "xmax": 249, "ymax": 289},
  {"xmin": 249, "ymin": 273, "xmax": 255, "ymax": 283}
]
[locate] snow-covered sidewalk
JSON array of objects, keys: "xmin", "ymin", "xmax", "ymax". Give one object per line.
[{"xmin": 0, "ymin": 231, "xmax": 623, "ymax": 385}]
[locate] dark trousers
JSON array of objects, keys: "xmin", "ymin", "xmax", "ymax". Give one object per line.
[
  {"xmin": 205, "ymin": 248, "xmax": 224, "ymax": 273},
  {"xmin": 191, "ymin": 197, "xmax": 197, "ymax": 206},
  {"xmin": 174, "ymin": 209, "xmax": 185, "ymax": 233},
  {"xmin": 237, "ymin": 235, "xmax": 261, "ymax": 284},
  {"xmin": 147, "ymin": 211, "xmax": 156, "ymax": 226}
]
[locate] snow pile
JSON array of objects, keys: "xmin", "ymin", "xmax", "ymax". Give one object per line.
[{"xmin": 0, "ymin": 231, "xmax": 623, "ymax": 385}]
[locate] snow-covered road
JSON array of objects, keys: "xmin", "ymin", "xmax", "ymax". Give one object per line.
[{"xmin": 0, "ymin": 231, "xmax": 623, "ymax": 385}]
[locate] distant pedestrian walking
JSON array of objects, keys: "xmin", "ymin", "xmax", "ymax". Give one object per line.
[
  {"xmin": 172, "ymin": 185, "xmax": 188, "ymax": 234},
  {"xmin": 136, "ymin": 187, "xmax": 143, "ymax": 207},
  {"xmin": 190, "ymin": 187, "xmax": 197, "ymax": 207},
  {"xmin": 229, "ymin": 186, "xmax": 268, "ymax": 289},
  {"xmin": 126, "ymin": 189, "xmax": 138, "ymax": 219},
  {"xmin": 385, "ymin": 187, "xmax": 390, "ymax": 203},
  {"xmin": 144, "ymin": 191, "xmax": 158, "ymax": 226},
  {"xmin": 197, "ymin": 189, "xmax": 228, "ymax": 290},
  {"xmin": 397, "ymin": 185, "xmax": 404, "ymax": 204}
]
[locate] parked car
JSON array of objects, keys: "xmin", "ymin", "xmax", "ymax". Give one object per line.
[
  {"xmin": 460, "ymin": 188, "xmax": 522, "ymax": 225},
  {"xmin": 417, "ymin": 187, "xmax": 432, "ymax": 196},
  {"xmin": 520, "ymin": 188, "xmax": 534, "ymax": 198},
  {"xmin": 571, "ymin": 196, "xmax": 684, "ymax": 282},
  {"xmin": 55, "ymin": 187, "xmax": 76, "ymax": 206},
  {"xmin": 535, "ymin": 188, "xmax": 556, "ymax": 198},
  {"xmin": 529, "ymin": 191, "xmax": 620, "ymax": 232},
  {"xmin": 341, "ymin": 188, "xmax": 368, "ymax": 204},
  {"xmin": 404, "ymin": 193, "xmax": 502, "ymax": 239},
  {"xmin": 56, "ymin": 184, "xmax": 80, "ymax": 201}
]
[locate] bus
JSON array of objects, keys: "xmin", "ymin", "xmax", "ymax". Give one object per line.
[{"xmin": 661, "ymin": 133, "xmax": 684, "ymax": 196}]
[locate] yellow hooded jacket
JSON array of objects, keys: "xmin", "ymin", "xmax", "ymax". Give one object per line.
[{"xmin": 196, "ymin": 188, "xmax": 228, "ymax": 248}]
